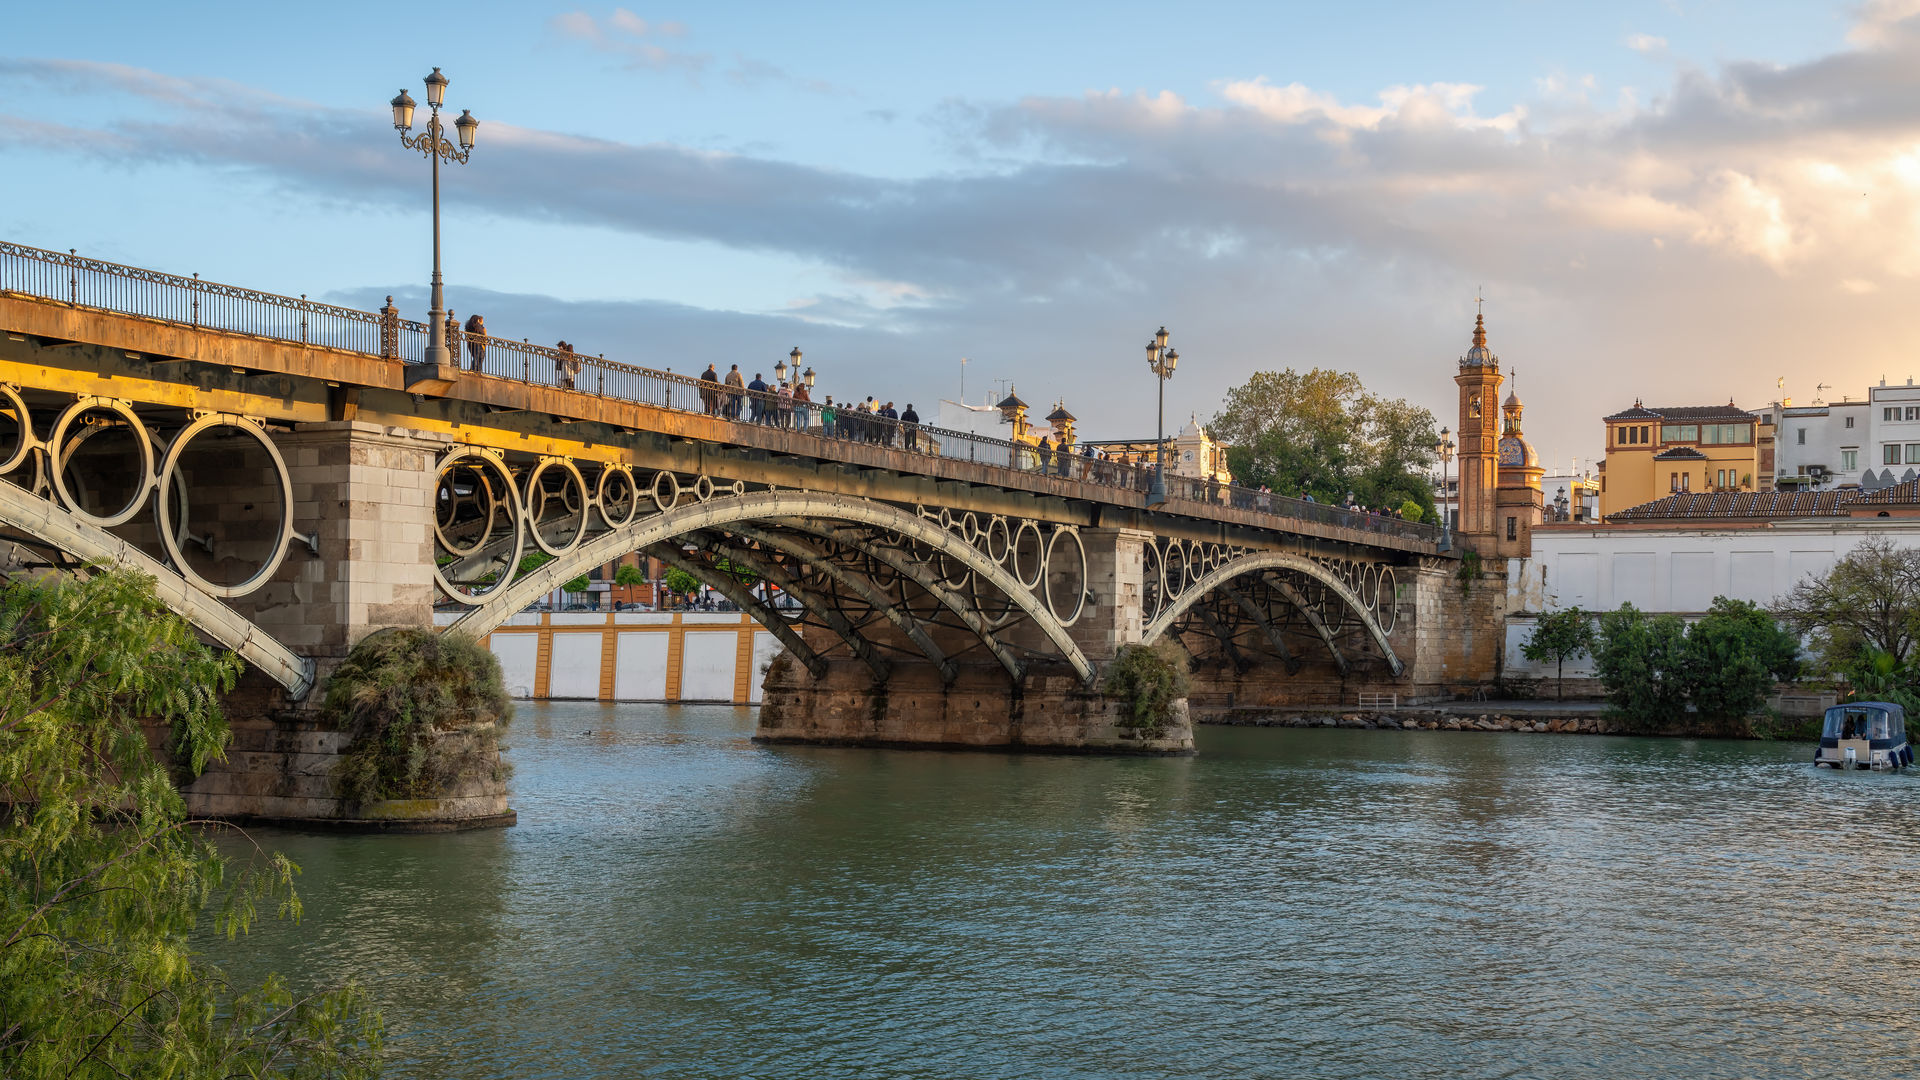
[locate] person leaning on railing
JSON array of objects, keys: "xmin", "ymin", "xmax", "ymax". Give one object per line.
[
  {"xmin": 464, "ymin": 314, "xmax": 487, "ymax": 370},
  {"xmin": 777, "ymin": 381, "xmax": 795, "ymax": 429},
  {"xmin": 820, "ymin": 397, "xmax": 837, "ymax": 438},
  {"xmin": 794, "ymin": 381, "xmax": 812, "ymax": 431},
  {"xmin": 556, "ymin": 341, "xmax": 581, "ymax": 389},
  {"xmin": 699, "ymin": 363, "xmax": 721, "ymax": 415}
]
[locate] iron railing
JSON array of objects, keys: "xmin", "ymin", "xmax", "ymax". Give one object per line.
[{"xmin": 0, "ymin": 239, "xmax": 1443, "ymax": 546}]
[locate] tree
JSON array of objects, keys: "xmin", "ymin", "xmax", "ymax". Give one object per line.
[
  {"xmin": 1594, "ymin": 604, "xmax": 1691, "ymax": 730},
  {"xmin": 663, "ymin": 567, "xmax": 702, "ymax": 597},
  {"xmin": 0, "ymin": 568, "xmax": 380, "ymax": 1077},
  {"xmin": 561, "ymin": 575, "xmax": 591, "ymax": 593},
  {"xmin": 1212, "ymin": 367, "xmax": 1436, "ymax": 513},
  {"xmin": 1521, "ymin": 606, "xmax": 1595, "ymax": 699},
  {"xmin": 614, "ymin": 564, "xmax": 646, "ymax": 587},
  {"xmin": 1775, "ymin": 536, "xmax": 1920, "ymax": 673},
  {"xmin": 1682, "ymin": 597, "xmax": 1801, "ymax": 730}
]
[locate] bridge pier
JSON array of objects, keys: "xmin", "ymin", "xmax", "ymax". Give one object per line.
[
  {"xmin": 169, "ymin": 421, "xmax": 515, "ymax": 829},
  {"xmin": 757, "ymin": 527, "xmax": 1194, "ymax": 754}
]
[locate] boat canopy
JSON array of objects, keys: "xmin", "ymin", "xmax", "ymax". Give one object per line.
[{"xmin": 1822, "ymin": 703, "xmax": 1907, "ymax": 743}]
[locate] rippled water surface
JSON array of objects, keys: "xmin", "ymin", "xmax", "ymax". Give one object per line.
[{"xmin": 203, "ymin": 703, "xmax": 1920, "ymax": 1079}]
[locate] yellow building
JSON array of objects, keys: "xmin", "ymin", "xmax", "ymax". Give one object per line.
[{"xmin": 1599, "ymin": 401, "xmax": 1761, "ymax": 518}]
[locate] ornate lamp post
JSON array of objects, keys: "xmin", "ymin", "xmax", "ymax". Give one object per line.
[
  {"xmin": 390, "ymin": 68, "xmax": 479, "ymax": 373},
  {"xmin": 1434, "ymin": 426, "xmax": 1456, "ymax": 552},
  {"xmin": 1554, "ymin": 486, "xmax": 1570, "ymax": 522},
  {"xmin": 1145, "ymin": 326, "xmax": 1179, "ymax": 508}
]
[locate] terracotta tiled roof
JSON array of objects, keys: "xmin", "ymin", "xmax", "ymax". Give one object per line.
[
  {"xmin": 1860, "ymin": 478, "xmax": 1920, "ymax": 503},
  {"xmin": 1610, "ymin": 490, "xmax": 1855, "ymax": 520},
  {"xmin": 1603, "ymin": 403, "xmax": 1755, "ymax": 423},
  {"xmin": 1652, "ymin": 446, "xmax": 1708, "ymax": 460}
]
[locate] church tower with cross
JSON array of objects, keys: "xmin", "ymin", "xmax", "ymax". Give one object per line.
[{"xmin": 1453, "ymin": 305, "xmax": 1504, "ymax": 543}]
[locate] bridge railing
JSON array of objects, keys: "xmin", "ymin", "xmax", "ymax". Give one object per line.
[
  {"xmin": 0, "ymin": 241, "xmax": 387, "ymax": 355},
  {"xmin": 0, "ymin": 239, "xmax": 1442, "ymax": 546}
]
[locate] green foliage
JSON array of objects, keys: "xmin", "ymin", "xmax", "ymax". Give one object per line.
[
  {"xmin": 1101, "ymin": 640, "xmax": 1191, "ymax": 739},
  {"xmin": 1397, "ymin": 499, "xmax": 1424, "ymax": 523},
  {"xmin": 1597, "ymin": 599, "xmax": 1802, "ymax": 732},
  {"xmin": 1456, "ymin": 550, "xmax": 1481, "ymax": 597},
  {"xmin": 1834, "ymin": 648, "xmax": 1920, "ymax": 714},
  {"xmin": 1211, "ymin": 367, "xmax": 1437, "ymax": 515},
  {"xmin": 0, "ymin": 568, "xmax": 380, "ymax": 1077},
  {"xmin": 560, "ymin": 575, "xmax": 592, "ymax": 594},
  {"xmin": 614, "ymin": 563, "xmax": 647, "ymax": 587},
  {"xmin": 1684, "ymin": 598, "xmax": 1801, "ymax": 729},
  {"xmin": 518, "ymin": 551, "xmax": 555, "ymax": 575},
  {"xmin": 327, "ymin": 628, "xmax": 511, "ymax": 805},
  {"xmin": 1521, "ymin": 606, "xmax": 1595, "ymax": 699},
  {"xmin": 1596, "ymin": 604, "xmax": 1693, "ymax": 731},
  {"xmin": 1775, "ymin": 536, "xmax": 1920, "ymax": 674},
  {"xmin": 663, "ymin": 567, "xmax": 702, "ymax": 597}
]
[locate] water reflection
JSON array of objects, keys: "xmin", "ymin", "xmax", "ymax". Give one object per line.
[{"xmin": 203, "ymin": 705, "xmax": 1920, "ymax": 1079}]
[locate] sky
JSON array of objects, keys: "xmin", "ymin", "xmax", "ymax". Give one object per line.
[{"xmin": 4, "ymin": 0, "xmax": 1920, "ymax": 473}]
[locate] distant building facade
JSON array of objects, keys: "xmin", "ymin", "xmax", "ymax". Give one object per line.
[
  {"xmin": 1598, "ymin": 402, "xmax": 1763, "ymax": 517},
  {"xmin": 1081, "ymin": 414, "xmax": 1233, "ymax": 483}
]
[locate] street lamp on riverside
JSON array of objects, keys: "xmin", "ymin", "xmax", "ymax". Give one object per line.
[
  {"xmin": 390, "ymin": 68, "xmax": 479, "ymax": 374},
  {"xmin": 1433, "ymin": 427, "xmax": 1456, "ymax": 552},
  {"xmin": 1145, "ymin": 326, "xmax": 1179, "ymax": 509}
]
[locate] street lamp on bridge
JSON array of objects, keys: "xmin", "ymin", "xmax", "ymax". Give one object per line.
[
  {"xmin": 1433, "ymin": 426, "xmax": 1456, "ymax": 553},
  {"xmin": 1145, "ymin": 326, "xmax": 1179, "ymax": 509},
  {"xmin": 390, "ymin": 68, "xmax": 479, "ymax": 373}
]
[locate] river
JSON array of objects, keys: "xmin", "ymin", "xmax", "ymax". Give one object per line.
[{"xmin": 202, "ymin": 702, "xmax": 1920, "ymax": 1079}]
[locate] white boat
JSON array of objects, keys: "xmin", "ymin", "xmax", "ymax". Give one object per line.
[{"xmin": 1814, "ymin": 702, "xmax": 1912, "ymax": 770}]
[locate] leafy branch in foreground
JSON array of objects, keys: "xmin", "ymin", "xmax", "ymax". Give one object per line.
[{"xmin": 0, "ymin": 567, "xmax": 381, "ymax": 1078}]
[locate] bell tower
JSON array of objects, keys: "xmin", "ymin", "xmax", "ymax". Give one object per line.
[{"xmin": 1453, "ymin": 309, "xmax": 1504, "ymax": 541}]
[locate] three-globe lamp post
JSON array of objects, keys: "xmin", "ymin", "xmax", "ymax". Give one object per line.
[
  {"xmin": 1145, "ymin": 326, "xmax": 1179, "ymax": 508},
  {"xmin": 390, "ymin": 68, "xmax": 479, "ymax": 370},
  {"xmin": 1434, "ymin": 426, "xmax": 1456, "ymax": 552}
]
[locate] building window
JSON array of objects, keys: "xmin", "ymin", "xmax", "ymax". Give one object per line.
[
  {"xmin": 1700, "ymin": 423, "xmax": 1752, "ymax": 445},
  {"xmin": 1844, "ymin": 449, "xmax": 1858, "ymax": 470},
  {"xmin": 1670, "ymin": 472, "xmax": 1679, "ymax": 491},
  {"xmin": 1908, "ymin": 407, "xmax": 1920, "ymax": 421},
  {"xmin": 1887, "ymin": 408, "xmax": 1901, "ymax": 422},
  {"xmin": 1641, "ymin": 425, "xmax": 1651, "ymax": 444},
  {"xmin": 1797, "ymin": 428, "xmax": 1806, "ymax": 445},
  {"xmin": 1908, "ymin": 444, "xmax": 1920, "ymax": 464},
  {"xmin": 1660, "ymin": 424, "xmax": 1698, "ymax": 443},
  {"xmin": 1847, "ymin": 416, "xmax": 1856, "ymax": 429},
  {"xmin": 1888, "ymin": 444, "xmax": 1903, "ymax": 465},
  {"xmin": 1506, "ymin": 516, "xmax": 1516, "ymax": 541},
  {"xmin": 1681, "ymin": 472, "xmax": 1691, "ymax": 491}
]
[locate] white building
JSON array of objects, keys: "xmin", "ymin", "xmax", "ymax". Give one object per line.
[
  {"xmin": 1501, "ymin": 483, "xmax": 1920, "ymax": 681},
  {"xmin": 1757, "ymin": 379, "xmax": 1920, "ymax": 491}
]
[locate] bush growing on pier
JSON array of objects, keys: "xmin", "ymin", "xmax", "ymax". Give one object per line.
[
  {"xmin": 0, "ymin": 568, "xmax": 380, "ymax": 1077},
  {"xmin": 1103, "ymin": 639, "xmax": 1191, "ymax": 739},
  {"xmin": 327, "ymin": 627, "xmax": 512, "ymax": 805}
]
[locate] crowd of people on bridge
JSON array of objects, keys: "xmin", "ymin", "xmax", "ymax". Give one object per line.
[{"xmin": 693, "ymin": 364, "xmax": 926, "ymax": 450}]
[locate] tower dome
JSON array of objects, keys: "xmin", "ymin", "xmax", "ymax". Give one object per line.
[
  {"xmin": 1497, "ymin": 376, "xmax": 1540, "ymax": 472},
  {"xmin": 1461, "ymin": 312, "xmax": 1498, "ymax": 369}
]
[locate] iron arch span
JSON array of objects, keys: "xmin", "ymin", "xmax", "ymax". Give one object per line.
[
  {"xmin": 441, "ymin": 489, "xmax": 1097, "ymax": 686},
  {"xmin": 1140, "ymin": 550, "xmax": 1404, "ymax": 677}
]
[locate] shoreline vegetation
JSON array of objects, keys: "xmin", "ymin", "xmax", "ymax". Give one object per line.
[{"xmin": 1205, "ymin": 706, "xmax": 1818, "ymax": 740}]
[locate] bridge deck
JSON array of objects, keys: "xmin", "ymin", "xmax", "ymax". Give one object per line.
[{"xmin": 0, "ymin": 241, "xmax": 1443, "ymax": 556}]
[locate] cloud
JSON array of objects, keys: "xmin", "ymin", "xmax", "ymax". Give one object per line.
[
  {"xmin": 1626, "ymin": 33, "xmax": 1670, "ymax": 57},
  {"xmin": 547, "ymin": 10, "xmax": 842, "ymax": 93},
  {"xmin": 10, "ymin": 6, "xmax": 1920, "ymax": 467}
]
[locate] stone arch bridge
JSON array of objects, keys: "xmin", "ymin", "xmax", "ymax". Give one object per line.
[{"xmin": 0, "ymin": 242, "xmax": 1489, "ymax": 803}]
